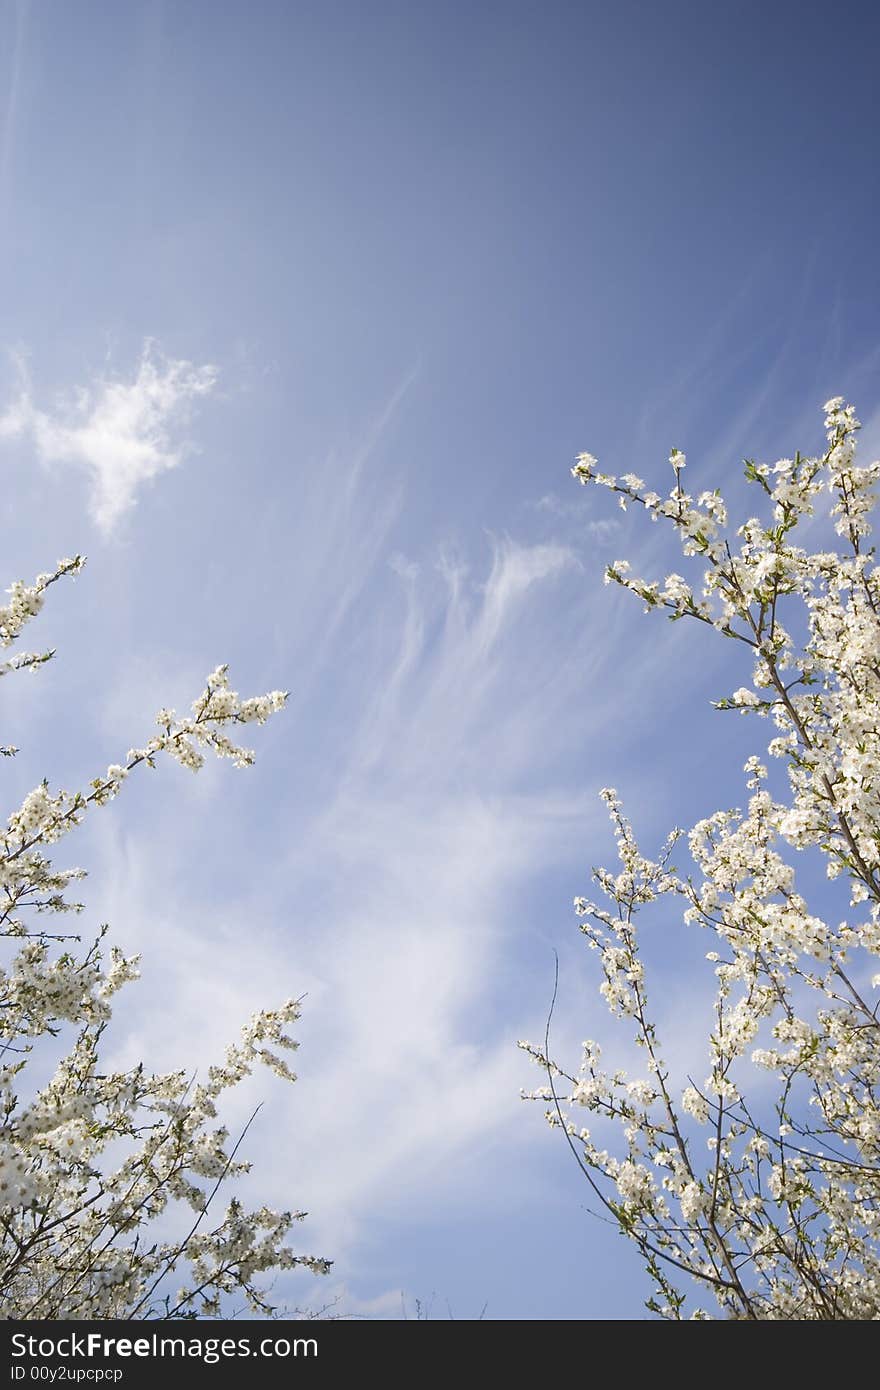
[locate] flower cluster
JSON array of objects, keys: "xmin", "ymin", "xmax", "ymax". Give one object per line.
[
  {"xmin": 522, "ymin": 400, "xmax": 880, "ymax": 1319},
  {"xmin": 0, "ymin": 560, "xmax": 328, "ymax": 1318},
  {"xmin": 0, "ymin": 558, "xmax": 85, "ymax": 682}
]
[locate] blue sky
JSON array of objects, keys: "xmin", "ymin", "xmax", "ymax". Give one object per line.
[{"xmin": 1, "ymin": 0, "xmax": 879, "ymax": 1319}]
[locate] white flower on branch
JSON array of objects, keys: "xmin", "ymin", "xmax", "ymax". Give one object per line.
[
  {"xmin": 0, "ymin": 560, "xmax": 329, "ymax": 1318},
  {"xmin": 523, "ymin": 399, "xmax": 880, "ymax": 1320}
]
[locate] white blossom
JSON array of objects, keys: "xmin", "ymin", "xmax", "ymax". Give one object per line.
[
  {"xmin": 523, "ymin": 399, "xmax": 880, "ymax": 1320},
  {"xmin": 0, "ymin": 558, "xmax": 328, "ymax": 1318}
]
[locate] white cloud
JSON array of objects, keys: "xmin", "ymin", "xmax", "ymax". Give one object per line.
[
  {"xmin": 0, "ymin": 342, "xmax": 217, "ymax": 533},
  {"xmin": 0, "ymin": 0, "xmax": 28, "ymax": 204},
  {"xmin": 585, "ymin": 517, "xmax": 621, "ymax": 544},
  {"xmin": 85, "ymin": 519, "xmax": 603, "ymax": 1278},
  {"xmin": 72, "ymin": 382, "xmax": 689, "ymax": 1303},
  {"xmin": 535, "ymin": 492, "xmax": 585, "ymax": 519},
  {"xmin": 533, "ymin": 494, "xmax": 620, "ymax": 546}
]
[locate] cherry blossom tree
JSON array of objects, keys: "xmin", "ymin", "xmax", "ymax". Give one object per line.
[
  {"xmin": 522, "ymin": 398, "xmax": 880, "ymax": 1319},
  {"xmin": 0, "ymin": 559, "xmax": 329, "ymax": 1317}
]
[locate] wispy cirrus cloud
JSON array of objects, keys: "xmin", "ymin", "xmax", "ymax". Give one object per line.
[
  {"xmin": 533, "ymin": 493, "xmax": 621, "ymax": 547},
  {"xmin": 0, "ymin": 342, "xmax": 217, "ymax": 534},
  {"xmin": 0, "ymin": 0, "xmax": 29, "ymax": 209},
  {"xmin": 64, "ymin": 366, "xmax": 706, "ymax": 1308},
  {"xmin": 87, "ymin": 513, "xmax": 601, "ymax": 1280},
  {"xmin": 64, "ymin": 360, "xmax": 734, "ymax": 1313}
]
